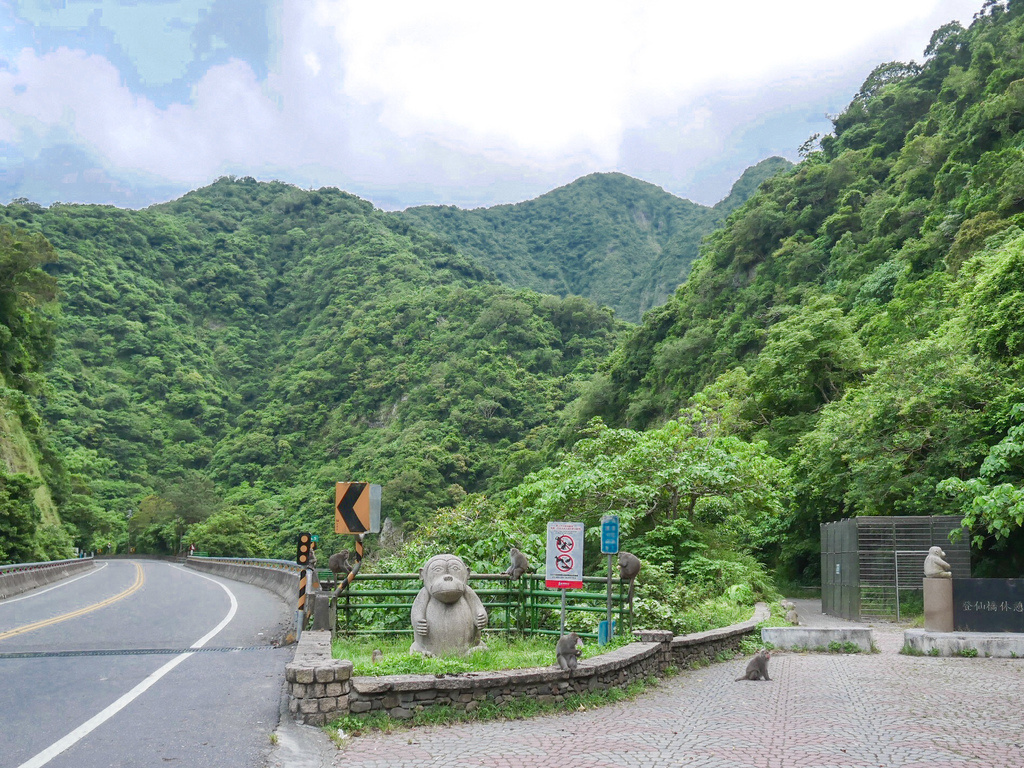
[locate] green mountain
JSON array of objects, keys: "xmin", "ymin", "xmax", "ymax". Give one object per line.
[
  {"xmin": 397, "ymin": 158, "xmax": 792, "ymax": 323},
  {"xmin": 0, "ymin": 227, "xmax": 76, "ymax": 562},
  {"xmin": 575, "ymin": 3, "xmax": 1024, "ymax": 578},
  {"xmin": 0, "ymin": 180, "xmax": 622, "ymax": 561}
]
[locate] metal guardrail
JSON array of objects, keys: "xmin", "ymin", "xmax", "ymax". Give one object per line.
[
  {"xmin": 332, "ymin": 572, "xmax": 631, "ymax": 640},
  {"xmin": 186, "ymin": 557, "xmax": 634, "ymax": 639},
  {"xmin": 0, "ymin": 556, "xmax": 94, "ymax": 574}
]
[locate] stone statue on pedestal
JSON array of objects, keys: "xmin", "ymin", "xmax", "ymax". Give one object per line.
[
  {"xmin": 410, "ymin": 554, "xmax": 488, "ymax": 657},
  {"xmin": 924, "ymin": 546, "xmax": 953, "ymax": 579}
]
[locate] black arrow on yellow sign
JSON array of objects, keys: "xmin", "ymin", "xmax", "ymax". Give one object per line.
[{"xmin": 336, "ymin": 482, "xmax": 368, "ymax": 534}]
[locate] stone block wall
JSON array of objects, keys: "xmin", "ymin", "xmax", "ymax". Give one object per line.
[
  {"xmin": 285, "ymin": 631, "xmax": 354, "ymax": 725},
  {"xmin": 286, "ymin": 604, "xmax": 769, "ymax": 724}
]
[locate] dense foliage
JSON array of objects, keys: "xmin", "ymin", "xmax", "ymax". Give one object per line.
[
  {"xmin": 0, "ymin": 181, "xmax": 621, "ymax": 561},
  {"xmin": 398, "ymin": 160, "xmax": 791, "ymax": 323},
  {"xmin": 576, "ymin": 1, "xmax": 1024, "ymax": 578},
  {"xmin": 378, "ymin": 408, "xmax": 784, "ymax": 634},
  {"xmin": 0, "ymin": 226, "xmax": 75, "ymax": 561}
]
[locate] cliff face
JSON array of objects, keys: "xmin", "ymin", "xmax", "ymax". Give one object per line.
[{"xmin": 0, "ymin": 371, "xmax": 70, "ymax": 563}]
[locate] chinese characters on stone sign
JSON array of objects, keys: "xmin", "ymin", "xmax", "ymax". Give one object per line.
[{"xmin": 961, "ymin": 600, "xmax": 1024, "ymax": 612}]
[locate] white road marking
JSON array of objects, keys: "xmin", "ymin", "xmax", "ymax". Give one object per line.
[
  {"xmin": 16, "ymin": 564, "xmax": 239, "ymax": 768},
  {"xmin": 0, "ymin": 562, "xmax": 108, "ymax": 605}
]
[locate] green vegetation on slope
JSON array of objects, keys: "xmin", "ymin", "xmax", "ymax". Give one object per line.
[
  {"xmin": 398, "ymin": 159, "xmax": 792, "ymax": 323},
  {"xmin": 0, "ymin": 226, "xmax": 75, "ymax": 561},
  {"xmin": 575, "ymin": 1, "xmax": 1024, "ymax": 579},
  {"xmin": 0, "ymin": 180, "xmax": 622, "ymax": 561}
]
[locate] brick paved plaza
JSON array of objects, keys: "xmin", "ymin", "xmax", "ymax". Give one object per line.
[{"xmin": 328, "ymin": 606, "xmax": 1024, "ymax": 768}]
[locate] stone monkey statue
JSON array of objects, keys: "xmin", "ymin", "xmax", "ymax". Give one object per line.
[
  {"xmin": 556, "ymin": 631, "xmax": 583, "ymax": 672},
  {"xmin": 924, "ymin": 546, "xmax": 953, "ymax": 578},
  {"xmin": 736, "ymin": 648, "xmax": 771, "ymax": 681},
  {"xmin": 617, "ymin": 551, "xmax": 642, "ymax": 608},
  {"xmin": 410, "ymin": 554, "xmax": 488, "ymax": 656},
  {"xmin": 504, "ymin": 547, "xmax": 534, "ymax": 580}
]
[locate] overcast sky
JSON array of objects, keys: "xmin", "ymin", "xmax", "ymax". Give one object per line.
[{"xmin": 0, "ymin": 0, "xmax": 985, "ymax": 211}]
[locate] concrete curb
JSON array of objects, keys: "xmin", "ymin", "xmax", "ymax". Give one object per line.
[
  {"xmin": 0, "ymin": 558, "xmax": 95, "ymax": 600},
  {"xmin": 903, "ymin": 628, "xmax": 1024, "ymax": 657},
  {"xmin": 761, "ymin": 626, "xmax": 874, "ymax": 652}
]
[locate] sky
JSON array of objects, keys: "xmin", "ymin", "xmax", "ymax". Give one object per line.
[{"xmin": 0, "ymin": 0, "xmax": 987, "ymax": 212}]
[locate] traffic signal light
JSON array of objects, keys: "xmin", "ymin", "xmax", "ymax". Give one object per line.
[{"xmin": 296, "ymin": 531, "xmax": 312, "ymax": 566}]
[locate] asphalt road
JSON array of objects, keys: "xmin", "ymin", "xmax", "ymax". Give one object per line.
[{"xmin": 0, "ymin": 559, "xmax": 294, "ymax": 768}]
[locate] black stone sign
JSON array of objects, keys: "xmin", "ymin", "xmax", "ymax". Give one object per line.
[{"xmin": 952, "ymin": 579, "xmax": 1024, "ymax": 632}]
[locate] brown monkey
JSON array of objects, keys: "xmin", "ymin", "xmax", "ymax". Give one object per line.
[
  {"xmin": 735, "ymin": 649, "xmax": 771, "ymax": 681},
  {"xmin": 556, "ymin": 632, "xmax": 583, "ymax": 672},
  {"xmin": 328, "ymin": 551, "xmax": 352, "ymax": 584},
  {"xmin": 617, "ymin": 551, "xmax": 641, "ymax": 608},
  {"xmin": 504, "ymin": 547, "xmax": 534, "ymax": 580},
  {"xmin": 371, "ymin": 649, "xmax": 383, "ymax": 664}
]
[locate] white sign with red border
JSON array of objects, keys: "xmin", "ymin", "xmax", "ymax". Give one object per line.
[{"xmin": 545, "ymin": 521, "xmax": 584, "ymax": 589}]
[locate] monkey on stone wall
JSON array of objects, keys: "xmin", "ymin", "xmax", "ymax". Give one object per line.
[
  {"xmin": 735, "ymin": 649, "xmax": 771, "ymax": 681},
  {"xmin": 556, "ymin": 631, "xmax": 583, "ymax": 673}
]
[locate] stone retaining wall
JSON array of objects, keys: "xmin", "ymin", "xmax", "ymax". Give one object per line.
[
  {"xmin": 0, "ymin": 557, "xmax": 95, "ymax": 600},
  {"xmin": 285, "ymin": 603, "xmax": 769, "ymax": 725}
]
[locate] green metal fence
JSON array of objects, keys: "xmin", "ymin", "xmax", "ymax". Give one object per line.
[{"xmin": 320, "ymin": 571, "xmax": 632, "ymax": 640}]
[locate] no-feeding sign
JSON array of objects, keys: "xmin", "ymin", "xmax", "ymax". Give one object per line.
[{"xmin": 545, "ymin": 521, "xmax": 584, "ymax": 589}]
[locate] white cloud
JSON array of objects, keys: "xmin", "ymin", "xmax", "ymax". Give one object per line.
[
  {"xmin": 0, "ymin": 0, "xmax": 988, "ymax": 208},
  {"xmin": 321, "ymin": 0, "xmax": 981, "ymax": 165}
]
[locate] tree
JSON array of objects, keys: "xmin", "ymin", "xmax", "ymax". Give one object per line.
[{"xmin": 940, "ymin": 403, "xmax": 1024, "ymax": 546}]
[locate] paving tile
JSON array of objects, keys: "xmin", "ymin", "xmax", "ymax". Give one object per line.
[{"xmin": 330, "ymin": 603, "xmax": 1024, "ymax": 768}]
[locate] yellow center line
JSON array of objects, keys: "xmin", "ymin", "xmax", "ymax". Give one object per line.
[{"xmin": 0, "ymin": 562, "xmax": 145, "ymax": 642}]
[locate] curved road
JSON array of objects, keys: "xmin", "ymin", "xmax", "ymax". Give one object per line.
[{"xmin": 0, "ymin": 559, "xmax": 293, "ymax": 768}]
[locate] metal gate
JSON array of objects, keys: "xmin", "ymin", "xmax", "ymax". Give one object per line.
[{"xmin": 820, "ymin": 516, "xmax": 970, "ymax": 620}]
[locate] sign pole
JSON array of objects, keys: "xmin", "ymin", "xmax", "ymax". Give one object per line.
[
  {"xmin": 546, "ymin": 521, "xmax": 584, "ymax": 637},
  {"xmin": 560, "ymin": 589, "xmax": 567, "ymax": 636},
  {"xmin": 600, "ymin": 515, "xmax": 619, "ymax": 645},
  {"xmin": 606, "ymin": 553, "xmax": 613, "ymax": 639}
]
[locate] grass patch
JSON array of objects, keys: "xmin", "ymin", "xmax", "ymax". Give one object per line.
[
  {"xmin": 328, "ymin": 676, "xmax": 659, "ymax": 741},
  {"xmin": 333, "ymin": 632, "xmax": 633, "ymax": 676},
  {"xmin": 826, "ymin": 641, "xmax": 864, "ymax": 654},
  {"xmin": 787, "ymin": 643, "xmax": 865, "ymax": 654}
]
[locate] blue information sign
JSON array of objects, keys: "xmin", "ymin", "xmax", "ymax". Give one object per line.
[{"xmin": 601, "ymin": 515, "xmax": 619, "ymax": 555}]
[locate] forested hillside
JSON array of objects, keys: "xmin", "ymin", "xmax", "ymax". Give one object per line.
[
  {"xmin": 0, "ymin": 181, "xmax": 621, "ymax": 560},
  {"xmin": 398, "ymin": 159, "xmax": 792, "ymax": 323},
  {"xmin": 574, "ymin": 1, "xmax": 1024, "ymax": 578},
  {"xmin": 0, "ymin": 227, "xmax": 74, "ymax": 562}
]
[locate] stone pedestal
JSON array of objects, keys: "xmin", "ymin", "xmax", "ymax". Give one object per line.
[
  {"xmin": 923, "ymin": 578, "xmax": 953, "ymax": 632},
  {"xmin": 311, "ymin": 591, "xmax": 336, "ymax": 633}
]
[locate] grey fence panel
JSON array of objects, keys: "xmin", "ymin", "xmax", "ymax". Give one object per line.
[{"xmin": 821, "ymin": 516, "xmax": 967, "ymax": 620}]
